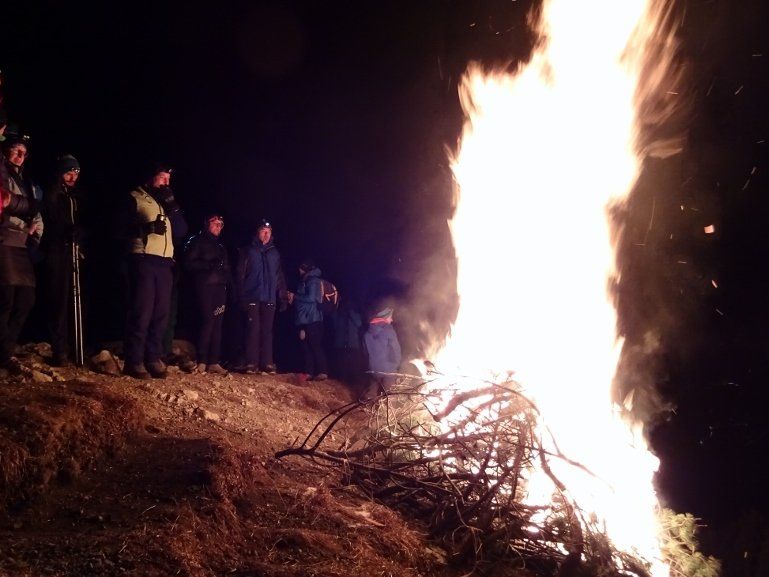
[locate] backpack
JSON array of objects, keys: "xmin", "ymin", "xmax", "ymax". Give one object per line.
[{"xmin": 318, "ymin": 278, "xmax": 340, "ymax": 315}]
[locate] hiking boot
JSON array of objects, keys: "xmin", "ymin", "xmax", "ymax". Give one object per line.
[
  {"xmin": 311, "ymin": 373, "xmax": 328, "ymax": 382},
  {"xmin": 146, "ymin": 360, "xmax": 168, "ymax": 379},
  {"xmin": 180, "ymin": 359, "xmax": 198, "ymax": 373},
  {"xmin": 244, "ymin": 364, "xmax": 258, "ymax": 375},
  {"xmin": 195, "ymin": 363, "xmax": 207, "ymax": 374},
  {"xmin": 261, "ymin": 364, "xmax": 277, "ymax": 375},
  {"xmin": 207, "ymin": 363, "xmax": 228, "ymax": 376},
  {"xmin": 123, "ymin": 363, "xmax": 151, "ymax": 379}
]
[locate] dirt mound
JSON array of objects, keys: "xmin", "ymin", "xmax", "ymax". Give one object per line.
[{"xmin": 0, "ymin": 349, "xmax": 452, "ymax": 577}]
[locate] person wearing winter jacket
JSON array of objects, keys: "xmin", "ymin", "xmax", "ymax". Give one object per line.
[
  {"xmin": 287, "ymin": 259, "xmax": 328, "ymax": 381},
  {"xmin": 40, "ymin": 154, "xmax": 84, "ymax": 367},
  {"xmin": 118, "ymin": 163, "xmax": 188, "ymax": 379},
  {"xmin": 235, "ymin": 219, "xmax": 287, "ymax": 375},
  {"xmin": 183, "ymin": 213, "xmax": 229, "ymax": 375},
  {"xmin": 362, "ymin": 307, "xmax": 402, "ymax": 399},
  {"xmin": 0, "ymin": 131, "xmax": 43, "ymax": 375}
]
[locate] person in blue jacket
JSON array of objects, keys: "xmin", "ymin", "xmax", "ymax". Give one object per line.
[
  {"xmin": 362, "ymin": 306, "xmax": 401, "ymax": 399},
  {"xmin": 287, "ymin": 258, "xmax": 328, "ymax": 381},
  {"xmin": 235, "ymin": 219, "xmax": 287, "ymax": 375}
]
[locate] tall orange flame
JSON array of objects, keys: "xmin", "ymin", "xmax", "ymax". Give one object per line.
[{"xmin": 434, "ymin": 1, "xmax": 679, "ymax": 574}]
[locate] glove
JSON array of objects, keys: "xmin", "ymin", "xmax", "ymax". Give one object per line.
[
  {"xmin": 154, "ymin": 185, "xmax": 179, "ymax": 211},
  {"xmin": 142, "ymin": 214, "xmax": 167, "ymax": 236}
]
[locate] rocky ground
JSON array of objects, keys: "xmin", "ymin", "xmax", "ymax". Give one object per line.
[{"xmin": 0, "ymin": 343, "xmax": 453, "ymax": 577}]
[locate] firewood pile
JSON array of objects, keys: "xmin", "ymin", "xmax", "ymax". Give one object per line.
[{"xmin": 277, "ymin": 375, "xmax": 718, "ymax": 577}]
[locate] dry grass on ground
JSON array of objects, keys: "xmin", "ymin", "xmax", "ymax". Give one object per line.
[{"xmin": 0, "ymin": 344, "xmax": 455, "ymax": 577}]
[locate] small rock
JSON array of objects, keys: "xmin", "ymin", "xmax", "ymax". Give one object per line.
[
  {"xmin": 31, "ymin": 370, "xmax": 53, "ymax": 383},
  {"xmin": 194, "ymin": 407, "xmax": 220, "ymax": 422},
  {"xmin": 182, "ymin": 389, "xmax": 199, "ymax": 401}
]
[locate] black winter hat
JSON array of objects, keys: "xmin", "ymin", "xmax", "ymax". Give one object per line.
[
  {"xmin": 56, "ymin": 154, "xmax": 80, "ymax": 174},
  {"xmin": 257, "ymin": 218, "xmax": 272, "ymax": 231},
  {"xmin": 299, "ymin": 258, "xmax": 315, "ymax": 273},
  {"xmin": 146, "ymin": 161, "xmax": 173, "ymax": 182},
  {"xmin": 1, "ymin": 123, "xmax": 30, "ymax": 150}
]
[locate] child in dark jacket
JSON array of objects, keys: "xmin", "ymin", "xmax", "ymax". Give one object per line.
[
  {"xmin": 362, "ymin": 307, "xmax": 401, "ymax": 399},
  {"xmin": 183, "ymin": 213, "xmax": 230, "ymax": 375},
  {"xmin": 288, "ymin": 259, "xmax": 328, "ymax": 381}
]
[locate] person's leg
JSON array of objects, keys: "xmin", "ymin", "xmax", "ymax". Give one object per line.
[
  {"xmin": 208, "ymin": 285, "xmax": 226, "ymax": 365},
  {"xmin": 306, "ymin": 321, "xmax": 328, "ymax": 376},
  {"xmin": 0, "ymin": 286, "xmax": 16, "ymax": 364},
  {"xmin": 244, "ymin": 303, "xmax": 261, "ymax": 367},
  {"xmin": 124, "ymin": 258, "xmax": 155, "ymax": 367},
  {"xmin": 258, "ymin": 301, "xmax": 276, "ymax": 370},
  {"xmin": 162, "ymin": 266, "xmax": 180, "ymax": 357},
  {"xmin": 8, "ymin": 286, "xmax": 36, "ymax": 353},
  {"xmin": 145, "ymin": 264, "xmax": 173, "ymax": 365},
  {"xmin": 196, "ymin": 283, "xmax": 216, "ymax": 365},
  {"xmin": 299, "ymin": 325, "xmax": 314, "ymax": 375}
]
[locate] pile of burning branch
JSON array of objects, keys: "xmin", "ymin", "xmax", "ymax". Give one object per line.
[{"xmin": 276, "ymin": 375, "xmax": 717, "ymax": 577}]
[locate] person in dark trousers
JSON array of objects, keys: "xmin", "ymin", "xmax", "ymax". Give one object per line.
[
  {"xmin": 0, "ymin": 130, "xmax": 43, "ymax": 375},
  {"xmin": 40, "ymin": 154, "xmax": 84, "ymax": 366},
  {"xmin": 287, "ymin": 259, "xmax": 328, "ymax": 382},
  {"xmin": 235, "ymin": 219, "xmax": 287, "ymax": 375},
  {"xmin": 362, "ymin": 306, "xmax": 402, "ymax": 399},
  {"xmin": 119, "ymin": 163, "xmax": 188, "ymax": 379},
  {"xmin": 183, "ymin": 213, "xmax": 229, "ymax": 375}
]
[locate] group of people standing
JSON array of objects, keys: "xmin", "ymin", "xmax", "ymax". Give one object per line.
[
  {"xmin": 1, "ymin": 114, "xmax": 77, "ymax": 374},
  {"xmin": 1, "ymin": 112, "xmax": 403, "ymax": 396}
]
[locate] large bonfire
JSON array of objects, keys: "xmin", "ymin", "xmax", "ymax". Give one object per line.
[{"xmin": 435, "ymin": 0, "xmax": 678, "ymax": 575}]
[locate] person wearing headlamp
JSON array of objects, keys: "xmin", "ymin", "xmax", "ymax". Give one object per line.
[{"xmin": 119, "ymin": 162, "xmax": 188, "ymax": 379}]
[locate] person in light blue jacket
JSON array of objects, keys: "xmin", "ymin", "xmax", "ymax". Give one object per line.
[
  {"xmin": 362, "ymin": 306, "xmax": 401, "ymax": 399},
  {"xmin": 287, "ymin": 258, "xmax": 328, "ymax": 381}
]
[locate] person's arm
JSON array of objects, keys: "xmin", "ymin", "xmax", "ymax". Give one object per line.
[
  {"xmin": 154, "ymin": 185, "xmax": 188, "ymax": 240},
  {"xmin": 168, "ymin": 208, "xmax": 187, "ymax": 242},
  {"xmin": 390, "ymin": 329, "xmax": 402, "ymax": 367},
  {"xmin": 234, "ymin": 248, "xmax": 250, "ymax": 306},
  {"xmin": 115, "ymin": 194, "xmax": 143, "ymax": 241},
  {"xmin": 28, "ymin": 211, "xmax": 43, "ymax": 244},
  {"xmin": 275, "ymin": 256, "xmax": 288, "ymax": 301},
  {"xmin": 183, "ymin": 235, "xmax": 208, "ymax": 272},
  {"xmin": 2, "ymin": 191, "xmax": 38, "ymax": 217},
  {"xmin": 294, "ymin": 277, "xmax": 320, "ymax": 303}
]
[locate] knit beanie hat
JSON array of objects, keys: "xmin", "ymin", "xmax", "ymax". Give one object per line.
[
  {"xmin": 257, "ymin": 218, "xmax": 272, "ymax": 231},
  {"xmin": 299, "ymin": 258, "xmax": 315, "ymax": 273},
  {"xmin": 56, "ymin": 154, "xmax": 80, "ymax": 174},
  {"xmin": 372, "ymin": 307, "xmax": 394, "ymax": 322}
]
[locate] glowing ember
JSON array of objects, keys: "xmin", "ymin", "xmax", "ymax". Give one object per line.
[{"xmin": 432, "ymin": 1, "xmax": 678, "ymax": 574}]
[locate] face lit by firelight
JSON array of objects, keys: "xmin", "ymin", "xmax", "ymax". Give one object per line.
[
  {"xmin": 207, "ymin": 217, "xmax": 224, "ymax": 237},
  {"xmin": 258, "ymin": 227, "xmax": 272, "ymax": 244},
  {"xmin": 61, "ymin": 169, "xmax": 80, "ymax": 188},
  {"xmin": 152, "ymin": 171, "xmax": 171, "ymax": 188},
  {"xmin": 6, "ymin": 144, "xmax": 28, "ymax": 169}
]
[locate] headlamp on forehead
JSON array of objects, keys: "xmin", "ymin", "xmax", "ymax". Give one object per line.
[{"xmin": 257, "ymin": 219, "xmax": 272, "ymax": 231}]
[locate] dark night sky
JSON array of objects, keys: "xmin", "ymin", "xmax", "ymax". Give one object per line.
[{"xmin": 3, "ymin": 0, "xmax": 769, "ymax": 559}]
